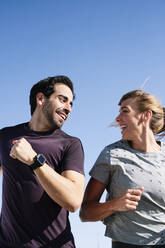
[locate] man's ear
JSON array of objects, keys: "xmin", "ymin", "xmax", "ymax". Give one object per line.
[{"xmin": 36, "ymin": 92, "xmax": 46, "ymax": 107}]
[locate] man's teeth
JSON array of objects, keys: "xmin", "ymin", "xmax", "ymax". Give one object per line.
[{"xmin": 59, "ymin": 113, "xmax": 66, "ymax": 120}]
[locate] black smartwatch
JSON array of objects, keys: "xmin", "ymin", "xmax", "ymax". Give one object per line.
[{"xmin": 30, "ymin": 154, "xmax": 46, "ymax": 171}]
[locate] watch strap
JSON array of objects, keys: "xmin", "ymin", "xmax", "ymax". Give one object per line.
[{"xmin": 30, "ymin": 154, "xmax": 46, "ymax": 171}]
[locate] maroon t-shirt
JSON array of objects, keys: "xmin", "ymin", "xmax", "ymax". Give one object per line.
[{"xmin": 0, "ymin": 123, "xmax": 84, "ymax": 248}]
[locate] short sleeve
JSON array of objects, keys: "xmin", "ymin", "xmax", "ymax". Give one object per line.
[
  {"xmin": 61, "ymin": 138, "xmax": 84, "ymax": 175},
  {"xmin": 89, "ymin": 146, "xmax": 111, "ymax": 185}
]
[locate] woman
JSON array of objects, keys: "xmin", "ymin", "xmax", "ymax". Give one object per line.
[{"xmin": 80, "ymin": 89, "xmax": 165, "ymax": 247}]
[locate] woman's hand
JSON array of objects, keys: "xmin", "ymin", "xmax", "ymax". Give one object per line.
[{"xmin": 111, "ymin": 187, "xmax": 144, "ymax": 212}]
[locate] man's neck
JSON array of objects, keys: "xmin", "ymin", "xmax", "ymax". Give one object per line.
[{"xmin": 29, "ymin": 116, "xmax": 56, "ymax": 132}]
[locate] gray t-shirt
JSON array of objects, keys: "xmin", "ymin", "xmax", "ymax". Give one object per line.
[{"xmin": 90, "ymin": 140, "xmax": 165, "ymax": 245}]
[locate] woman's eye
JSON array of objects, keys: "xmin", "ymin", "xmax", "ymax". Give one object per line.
[{"xmin": 122, "ymin": 110, "xmax": 129, "ymax": 113}]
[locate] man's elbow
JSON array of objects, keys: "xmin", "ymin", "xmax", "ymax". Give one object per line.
[
  {"xmin": 65, "ymin": 199, "xmax": 82, "ymax": 213},
  {"xmin": 68, "ymin": 204, "xmax": 79, "ymax": 213}
]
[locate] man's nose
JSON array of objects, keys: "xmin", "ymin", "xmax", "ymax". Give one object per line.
[{"xmin": 64, "ymin": 103, "xmax": 72, "ymax": 114}]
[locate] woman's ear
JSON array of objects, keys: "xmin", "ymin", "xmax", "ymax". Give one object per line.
[{"xmin": 142, "ymin": 110, "xmax": 152, "ymax": 122}]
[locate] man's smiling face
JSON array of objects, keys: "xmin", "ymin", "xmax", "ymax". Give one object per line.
[{"xmin": 42, "ymin": 83, "xmax": 73, "ymax": 129}]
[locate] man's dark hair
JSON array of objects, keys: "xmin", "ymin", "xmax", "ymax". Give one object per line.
[{"xmin": 30, "ymin": 75, "xmax": 75, "ymax": 115}]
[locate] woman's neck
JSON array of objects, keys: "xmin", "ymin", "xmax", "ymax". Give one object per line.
[{"xmin": 129, "ymin": 131, "xmax": 161, "ymax": 152}]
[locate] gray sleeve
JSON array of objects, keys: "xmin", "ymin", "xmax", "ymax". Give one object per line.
[{"xmin": 89, "ymin": 147, "xmax": 111, "ymax": 185}]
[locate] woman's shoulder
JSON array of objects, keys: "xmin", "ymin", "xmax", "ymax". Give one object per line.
[{"xmin": 106, "ymin": 139, "xmax": 129, "ymax": 151}]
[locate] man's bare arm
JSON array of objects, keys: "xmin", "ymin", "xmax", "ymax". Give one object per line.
[
  {"xmin": 35, "ymin": 166, "xmax": 85, "ymax": 212},
  {"xmin": 10, "ymin": 138, "xmax": 85, "ymax": 212}
]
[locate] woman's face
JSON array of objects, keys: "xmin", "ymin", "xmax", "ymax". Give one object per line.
[{"xmin": 116, "ymin": 98, "xmax": 144, "ymax": 141}]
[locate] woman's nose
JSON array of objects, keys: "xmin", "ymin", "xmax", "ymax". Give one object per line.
[{"xmin": 115, "ymin": 114, "xmax": 120, "ymax": 123}]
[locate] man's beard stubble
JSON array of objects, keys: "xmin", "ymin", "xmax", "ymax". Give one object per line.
[{"xmin": 42, "ymin": 99, "xmax": 62, "ymax": 129}]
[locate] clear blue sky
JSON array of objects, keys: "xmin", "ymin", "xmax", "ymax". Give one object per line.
[{"xmin": 0, "ymin": 1, "xmax": 165, "ymax": 247}]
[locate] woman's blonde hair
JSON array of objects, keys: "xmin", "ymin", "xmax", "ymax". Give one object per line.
[{"xmin": 119, "ymin": 89, "xmax": 165, "ymax": 135}]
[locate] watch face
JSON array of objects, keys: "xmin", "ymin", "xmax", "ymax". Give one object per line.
[{"xmin": 37, "ymin": 154, "xmax": 46, "ymax": 165}]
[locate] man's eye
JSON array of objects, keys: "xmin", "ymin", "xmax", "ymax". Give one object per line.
[{"xmin": 59, "ymin": 96, "xmax": 65, "ymax": 102}]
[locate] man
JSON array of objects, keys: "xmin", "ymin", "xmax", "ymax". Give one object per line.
[{"xmin": 0, "ymin": 76, "xmax": 85, "ymax": 248}]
